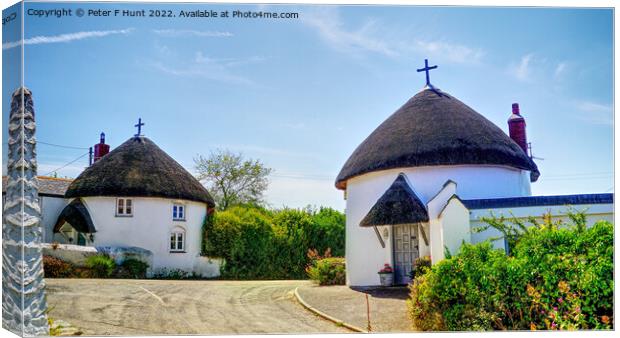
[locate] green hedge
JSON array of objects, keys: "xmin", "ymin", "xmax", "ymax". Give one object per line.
[
  {"xmin": 203, "ymin": 205, "xmax": 345, "ymax": 279},
  {"xmin": 408, "ymin": 219, "xmax": 613, "ymax": 331},
  {"xmin": 306, "ymin": 257, "xmax": 346, "ymax": 285}
]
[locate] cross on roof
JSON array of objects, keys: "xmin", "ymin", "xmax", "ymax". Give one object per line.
[
  {"xmin": 134, "ymin": 118, "xmax": 145, "ymax": 137},
  {"xmin": 416, "ymin": 59, "xmax": 438, "ymax": 87}
]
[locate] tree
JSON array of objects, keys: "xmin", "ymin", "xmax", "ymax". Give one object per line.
[
  {"xmin": 2, "ymin": 87, "xmax": 49, "ymax": 335},
  {"xmin": 194, "ymin": 150, "xmax": 273, "ymax": 210}
]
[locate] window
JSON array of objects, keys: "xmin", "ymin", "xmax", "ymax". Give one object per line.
[
  {"xmin": 172, "ymin": 204, "xmax": 185, "ymax": 221},
  {"xmin": 116, "ymin": 198, "xmax": 133, "ymax": 216},
  {"xmin": 170, "ymin": 229, "xmax": 185, "ymax": 252}
]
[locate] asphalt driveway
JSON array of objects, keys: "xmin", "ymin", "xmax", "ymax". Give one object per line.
[{"xmin": 45, "ymin": 279, "xmax": 350, "ymax": 335}]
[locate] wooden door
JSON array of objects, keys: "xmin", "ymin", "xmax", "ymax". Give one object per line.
[{"xmin": 393, "ymin": 224, "xmax": 419, "ymax": 285}]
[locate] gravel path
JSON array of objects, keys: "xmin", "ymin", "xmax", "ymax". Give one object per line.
[{"xmin": 45, "ymin": 279, "xmax": 350, "ymax": 335}]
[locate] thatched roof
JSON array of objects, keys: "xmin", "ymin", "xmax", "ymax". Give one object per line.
[
  {"xmin": 54, "ymin": 199, "xmax": 96, "ymax": 233},
  {"xmin": 65, "ymin": 136, "xmax": 215, "ymax": 206},
  {"xmin": 336, "ymin": 88, "xmax": 540, "ymax": 190},
  {"xmin": 359, "ymin": 173, "xmax": 428, "ymax": 227}
]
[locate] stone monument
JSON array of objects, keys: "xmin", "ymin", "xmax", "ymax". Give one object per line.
[{"xmin": 2, "ymin": 87, "xmax": 49, "ymax": 336}]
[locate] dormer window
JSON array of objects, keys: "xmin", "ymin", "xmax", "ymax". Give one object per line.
[
  {"xmin": 116, "ymin": 198, "xmax": 133, "ymax": 216},
  {"xmin": 172, "ymin": 203, "xmax": 185, "ymax": 221}
]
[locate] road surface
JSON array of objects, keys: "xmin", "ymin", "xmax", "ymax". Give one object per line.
[{"xmin": 45, "ymin": 279, "xmax": 350, "ymax": 335}]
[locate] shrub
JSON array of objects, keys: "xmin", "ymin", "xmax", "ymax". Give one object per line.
[
  {"xmin": 309, "ymin": 207, "xmax": 345, "ymax": 257},
  {"xmin": 115, "ymin": 259, "xmax": 149, "ymax": 279},
  {"xmin": 412, "ymin": 256, "xmax": 431, "ymax": 279},
  {"xmin": 152, "ymin": 268, "xmax": 191, "ymax": 279},
  {"xmin": 43, "ymin": 256, "xmax": 74, "ymax": 278},
  {"xmin": 408, "ymin": 216, "xmax": 613, "ymax": 331},
  {"xmin": 306, "ymin": 257, "xmax": 346, "ymax": 285},
  {"xmin": 85, "ymin": 254, "xmax": 115, "ymax": 278},
  {"xmin": 203, "ymin": 205, "xmax": 345, "ymax": 280}
]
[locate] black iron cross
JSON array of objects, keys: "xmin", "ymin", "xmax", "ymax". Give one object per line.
[
  {"xmin": 134, "ymin": 118, "xmax": 145, "ymax": 137},
  {"xmin": 416, "ymin": 59, "xmax": 438, "ymax": 87}
]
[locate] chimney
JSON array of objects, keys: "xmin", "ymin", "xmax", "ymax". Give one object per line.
[
  {"xmin": 507, "ymin": 103, "xmax": 528, "ymax": 155},
  {"xmin": 93, "ymin": 132, "xmax": 110, "ymax": 163}
]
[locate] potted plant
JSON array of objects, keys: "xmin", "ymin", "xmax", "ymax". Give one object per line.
[{"xmin": 378, "ymin": 263, "xmax": 394, "ymax": 286}]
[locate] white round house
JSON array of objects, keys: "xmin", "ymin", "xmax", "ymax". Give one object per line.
[
  {"xmin": 53, "ymin": 134, "xmax": 217, "ymax": 275},
  {"xmin": 336, "ymin": 84, "xmax": 540, "ymax": 286}
]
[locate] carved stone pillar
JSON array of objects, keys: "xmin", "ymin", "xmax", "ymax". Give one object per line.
[{"xmin": 2, "ymin": 87, "xmax": 49, "ymax": 336}]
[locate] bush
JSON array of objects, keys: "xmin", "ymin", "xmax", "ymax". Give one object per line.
[
  {"xmin": 408, "ymin": 217, "xmax": 613, "ymax": 331},
  {"xmin": 152, "ymin": 268, "xmax": 192, "ymax": 279},
  {"xmin": 203, "ymin": 205, "xmax": 345, "ymax": 280},
  {"xmin": 411, "ymin": 256, "xmax": 431, "ymax": 279},
  {"xmin": 85, "ymin": 254, "xmax": 115, "ymax": 278},
  {"xmin": 306, "ymin": 257, "xmax": 346, "ymax": 285},
  {"xmin": 309, "ymin": 207, "xmax": 345, "ymax": 257},
  {"xmin": 43, "ymin": 256, "xmax": 74, "ymax": 278},
  {"xmin": 115, "ymin": 259, "xmax": 149, "ymax": 279}
]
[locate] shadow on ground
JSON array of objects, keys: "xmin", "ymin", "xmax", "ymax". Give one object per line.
[{"xmin": 350, "ymin": 286, "xmax": 410, "ymax": 300}]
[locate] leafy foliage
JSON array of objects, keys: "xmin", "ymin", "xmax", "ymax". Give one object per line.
[
  {"xmin": 203, "ymin": 205, "xmax": 345, "ymax": 279},
  {"xmin": 411, "ymin": 256, "xmax": 432, "ymax": 279},
  {"xmin": 152, "ymin": 268, "xmax": 193, "ymax": 279},
  {"xmin": 408, "ymin": 215, "xmax": 613, "ymax": 331},
  {"xmin": 194, "ymin": 150, "xmax": 273, "ymax": 210},
  {"xmin": 116, "ymin": 259, "xmax": 149, "ymax": 279},
  {"xmin": 85, "ymin": 254, "xmax": 115, "ymax": 278},
  {"xmin": 306, "ymin": 257, "xmax": 346, "ymax": 286},
  {"xmin": 42, "ymin": 256, "xmax": 73, "ymax": 278}
]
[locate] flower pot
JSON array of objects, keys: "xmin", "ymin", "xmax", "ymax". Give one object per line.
[{"xmin": 378, "ymin": 272, "xmax": 393, "ymax": 286}]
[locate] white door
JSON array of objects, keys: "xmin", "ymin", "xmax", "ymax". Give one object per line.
[{"xmin": 393, "ymin": 223, "xmax": 419, "ymax": 285}]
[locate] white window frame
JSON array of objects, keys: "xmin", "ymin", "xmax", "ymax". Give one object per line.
[
  {"xmin": 170, "ymin": 228, "xmax": 186, "ymax": 253},
  {"xmin": 116, "ymin": 198, "xmax": 133, "ymax": 217},
  {"xmin": 172, "ymin": 203, "xmax": 186, "ymax": 221}
]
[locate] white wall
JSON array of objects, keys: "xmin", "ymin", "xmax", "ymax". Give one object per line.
[
  {"xmin": 345, "ymin": 164, "xmax": 531, "ymax": 286},
  {"xmin": 40, "ymin": 196, "xmax": 68, "ymax": 243},
  {"xmin": 81, "ymin": 196, "xmax": 208, "ymax": 273},
  {"xmin": 426, "ymin": 181, "xmax": 456, "ymax": 263},
  {"xmin": 438, "ymin": 198, "xmax": 470, "ymax": 260}
]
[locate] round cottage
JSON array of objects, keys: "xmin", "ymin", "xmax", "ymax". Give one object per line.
[
  {"xmin": 338, "ymin": 86, "xmax": 540, "ymax": 286},
  {"xmin": 56, "ymin": 136, "xmax": 216, "ymax": 275},
  {"xmin": 66, "ymin": 136, "xmax": 214, "ymax": 205},
  {"xmin": 336, "ymin": 88, "xmax": 539, "ymax": 190}
]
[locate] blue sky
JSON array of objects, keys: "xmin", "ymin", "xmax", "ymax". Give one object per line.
[{"xmin": 2, "ymin": 3, "xmax": 613, "ymax": 210}]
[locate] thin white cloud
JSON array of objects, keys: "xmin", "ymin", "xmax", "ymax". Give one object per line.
[
  {"xmin": 576, "ymin": 101, "xmax": 612, "ymax": 113},
  {"xmin": 2, "ymin": 28, "xmax": 134, "ymax": 50},
  {"xmin": 302, "ymin": 7, "xmax": 484, "ymax": 64},
  {"xmin": 554, "ymin": 62, "xmax": 567, "ymax": 78},
  {"xmin": 574, "ymin": 100, "xmax": 613, "ymax": 126},
  {"xmin": 152, "ymin": 29, "xmax": 233, "ymax": 38},
  {"xmin": 207, "ymin": 143, "xmax": 319, "ymax": 159},
  {"xmin": 511, "ymin": 53, "xmax": 534, "ymax": 81},
  {"xmin": 302, "ymin": 8, "xmax": 398, "ymax": 57},
  {"xmin": 413, "ymin": 40, "xmax": 485, "ymax": 64},
  {"xmin": 150, "ymin": 51, "xmax": 263, "ymax": 86},
  {"xmin": 281, "ymin": 122, "xmax": 306, "ymax": 130}
]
